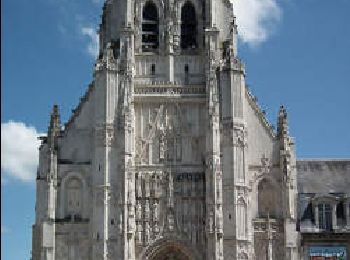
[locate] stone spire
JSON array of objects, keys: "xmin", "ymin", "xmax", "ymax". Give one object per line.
[{"xmin": 47, "ymin": 104, "xmax": 61, "ymax": 150}]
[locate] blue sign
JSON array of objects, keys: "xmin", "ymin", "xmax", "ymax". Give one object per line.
[{"xmin": 309, "ymin": 246, "xmax": 347, "ymax": 259}]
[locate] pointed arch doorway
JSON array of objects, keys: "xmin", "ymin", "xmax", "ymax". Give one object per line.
[
  {"xmin": 150, "ymin": 245, "xmax": 191, "ymax": 260},
  {"xmin": 141, "ymin": 239, "xmax": 197, "ymax": 260}
]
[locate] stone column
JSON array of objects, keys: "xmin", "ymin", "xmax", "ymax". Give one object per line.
[
  {"xmin": 267, "ymin": 218, "xmax": 273, "ymax": 260},
  {"xmin": 204, "ymin": 27, "xmax": 223, "ymax": 260},
  {"xmin": 332, "ymin": 202, "xmax": 337, "ymax": 230},
  {"xmin": 346, "ymin": 202, "xmax": 350, "ymax": 227},
  {"xmin": 314, "ymin": 204, "xmax": 319, "ymax": 229}
]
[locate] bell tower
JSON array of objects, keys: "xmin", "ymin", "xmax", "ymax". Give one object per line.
[{"xmin": 93, "ymin": 0, "xmax": 246, "ymax": 258}]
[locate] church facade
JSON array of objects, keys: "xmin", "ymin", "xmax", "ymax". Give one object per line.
[{"xmin": 31, "ymin": 0, "xmax": 350, "ymax": 259}]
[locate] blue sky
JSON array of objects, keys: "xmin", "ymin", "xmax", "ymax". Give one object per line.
[{"xmin": 1, "ymin": 0, "xmax": 350, "ymax": 259}]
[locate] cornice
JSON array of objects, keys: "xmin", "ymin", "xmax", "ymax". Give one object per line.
[
  {"xmin": 63, "ymin": 83, "xmax": 95, "ymax": 133},
  {"xmin": 245, "ymin": 86, "xmax": 276, "ymax": 139}
]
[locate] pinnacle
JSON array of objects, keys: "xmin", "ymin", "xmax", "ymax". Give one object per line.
[{"xmin": 277, "ymin": 105, "xmax": 289, "ymax": 138}]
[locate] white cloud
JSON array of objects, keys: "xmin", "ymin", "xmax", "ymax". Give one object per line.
[
  {"xmin": 1, "ymin": 121, "xmax": 44, "ymax": 183},
  {"xmin": 81, "ymin": 26, "xmax": 99, "ymax": 58},
  {"xmin": 233, "ymin": 0, "xmax": 282, "ymax": 46}
]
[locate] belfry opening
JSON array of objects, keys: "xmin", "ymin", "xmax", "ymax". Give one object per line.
[
  {"xmin": 142, "ymin": 1, "xmax": 159, "ymax": 52},
  {"xmin": 181, "ymin": 1, "xmax": 197, "ymax": 49}
]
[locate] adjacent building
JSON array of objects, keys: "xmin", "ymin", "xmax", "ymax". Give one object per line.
[{"xmin": 298, "ymin": 160, "xmax": 350, "ymax": 259}]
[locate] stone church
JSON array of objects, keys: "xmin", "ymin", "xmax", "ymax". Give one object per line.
[{"xmin": 31, "ymin": 0, "xmax": 350, "ymax": 259}]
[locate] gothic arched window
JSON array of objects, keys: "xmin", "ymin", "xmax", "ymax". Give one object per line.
[
  {"xmin": 258, "ymin": 178, "xmax": 278, "ymax": 218},
  {"xmin": 318, "ymin": 203, "xmax": 332, "ymax": 230},
  {"xmin": 142, "ymin": 1, "xmax": 159, "ymax": 52},
  {"xmin": 66, "ymin": 178, "xmax": 83, "ymax": 219},
  {"xmin": 181, "ymin": 1, "xmax": 197, "ymax": 49}
]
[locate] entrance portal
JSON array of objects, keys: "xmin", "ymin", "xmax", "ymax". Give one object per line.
[{"xmin": 150, "ymin": 245, "xmax": 192, "ymax": 260}]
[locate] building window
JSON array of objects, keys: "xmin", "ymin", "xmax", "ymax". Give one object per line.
[
  {"xmin": 336, "ymin": 202, "xmax": 345, "ymax": 226},
  {"xmin": 258, "ymin": 178, "xmax": 278, "ymax": 218},
  {"xmin": 111, "ymin": 39, "xmax": 120, "ymax": 58},
  {"xmin": 142, "ymin": 1, "xmax": 159, "ymax": 52},
  {"xmin": 66, "ymin": 178, "xmax": 83, "ymax": 218},
  {"xmin": 151, "ymin": 64, "xmax": 155, "ymax": 75},
  {"xmin": 318, "ymin": 203, "xmax": 332, "ymax": 230},
  {"xmin": 181, "ymin": 1, "xmax": 197, "ymax": 49}
]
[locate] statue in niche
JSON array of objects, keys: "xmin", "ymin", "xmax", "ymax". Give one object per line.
[
  {"xmin": 168, "ymin": 173, "xmax": 174, "ymax": 208},
  {"xmin": 260, "ymin": 155, "xmax": 271, "ymax": 175},
  {"xmin": 144, "ymin": 221, "xmax": 150, "ymax": 243},
  {"xmin": 135, "ymin": 222, "xmax": 142, "ymax": 243},
  {"xmin": 208, "ymin": 214, "xmax": 214, "ymax": 233},
  {"xmin": 168, "ymin": 211, "xmax": 175, "ymax": 232},
  {"xmin": 159, "ymin": 130, "xmax": 166, "ymax": 160},
  {"xmin": 145, "ymin": 175, "xmax": 150, "ymax": 197},
  {"xmin": 153, "ymin": 200, "xmax": 159, "ymax": 222},
  {"xmin": 136, "ymin": 202, "xmax": 142, "ymax": 219},
  {"xmin": 145, "ymin": 200, "xmax": 150, "ymax": 219},
  {"xmin": 153, "ymin": 223, "xmax": 160, "ymax": 235}
]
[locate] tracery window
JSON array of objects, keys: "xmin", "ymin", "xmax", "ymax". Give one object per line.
[
  {"xmin": 318, "ymin": 203, "xmax": 332, "ymax": 230},
  {"xmin": 258, "ymin": 178, "xmax": 278, "ymax": 218},
  {"xmin": 142, "ymin": 1, "xmax": 159, "ymax": 52},
  {"xmin": 66, "ymin": 178, "xmax": 83, "ymax": 218},
  {"xmin": 181, "ymin": 1, "xmax": 197, "ymax": 49}
]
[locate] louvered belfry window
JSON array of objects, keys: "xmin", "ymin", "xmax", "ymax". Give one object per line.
[
  {"xmin": 181, "ymin": 2, "xmax": 197, "ymax": 49},
  {"xmin": 142, "ymin": 1, "xmax": 159, "ymax": 52}
]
